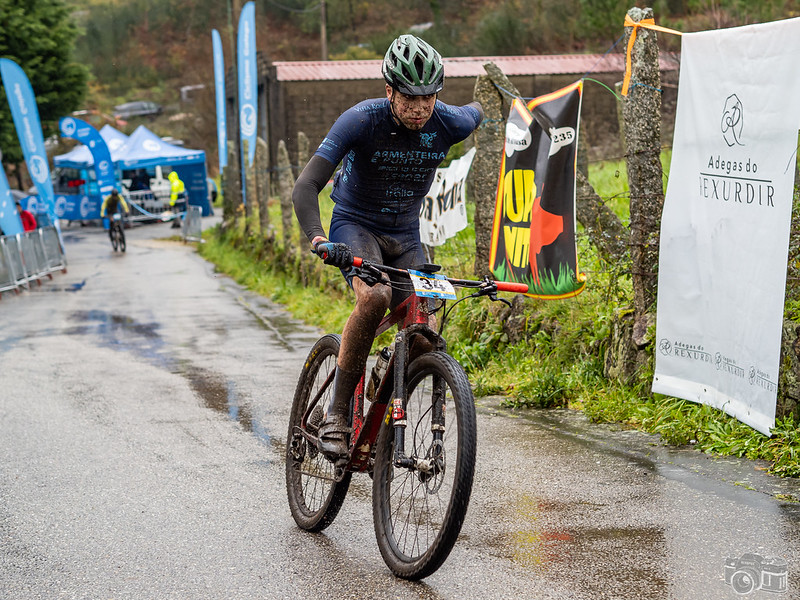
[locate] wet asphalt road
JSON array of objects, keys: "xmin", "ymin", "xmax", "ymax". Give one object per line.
[{"xmin": 2, "ymin": 218, "xmax": 800, "ymax": 600}]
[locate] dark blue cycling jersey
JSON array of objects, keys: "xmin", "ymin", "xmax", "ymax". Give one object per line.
[{"xmin": 315, "ymin": 97, "xmax": 481, "ymax": 229}]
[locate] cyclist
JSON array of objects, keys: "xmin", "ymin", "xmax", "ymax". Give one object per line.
[
  {"xmin": 100, "ymin": 188, "xmax": 130, "ymax": 240},
  {"xmin": 292, "ymin": 34, "xmax": 484, "ymax": 460}
]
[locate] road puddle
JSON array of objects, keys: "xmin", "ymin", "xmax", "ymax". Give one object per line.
[
  {"xmin": 481, "ymin": 495, "xmax": 668, "ymax": 599},
  {"xmin": 66, "ymin": 309, "xmax": 269, "ymax": 444}
]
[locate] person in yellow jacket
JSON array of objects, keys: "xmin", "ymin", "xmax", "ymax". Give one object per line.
[{"xmin": 168, "ymin": 171, "xmax": 186, "ymax": 228}]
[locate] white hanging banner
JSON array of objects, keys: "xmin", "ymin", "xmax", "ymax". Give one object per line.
[
  {"xmin": 653, "ymin": 17, "xmax": 800, "ymax": 435},
  {"xmin": 419, "ymin": 147, "xmax": 475, "ymax": 247}
]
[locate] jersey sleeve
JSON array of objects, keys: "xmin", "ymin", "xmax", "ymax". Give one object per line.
[
  {"xmin": 462, "ymin": 103, "xmax": 483, "ymax": 129},
  {"xmin": 314, "ymin": 105, "xmax": 372, "ymax": 166},
  {"xmin": 435, "ymin": 101, "xmax": 483, "ymax": 145}
]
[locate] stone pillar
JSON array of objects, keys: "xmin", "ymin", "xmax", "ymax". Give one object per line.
[
  {"xmin": 471, "ymin": 63, "xmax": 519, "ymax": 278},
  {"xmin": 296, "ymin": 131, "xmax": 310, "ymax": 176},
  {"xmin": 243, "ymin": 140, "xmax": 256, "ymax": 236},
  {"xmin": 778, "ymin": 183, "xmax": 800, "ymax": 420},
  {"xmin": 256, "ymin": 136, "xmax": 273, "ymax": 244},
  {"xmin": 222, "ymin": 140, "xmax": 241, "ymax": 231},
  {"xmin": 575, "ymin": 171, "xmax": 629, "ymax": 266},
  {"xmin": 276, "ymin": 140, "xmax": 296, "ymax": 262},
  {"xmin": 621, "ymin": 6, "xmax": 664, "ymax": 348}
]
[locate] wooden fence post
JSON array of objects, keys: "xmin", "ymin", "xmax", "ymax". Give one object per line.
[{"xmin": 622, "ymin": 6, "xmax": 664, "ymax": 348}]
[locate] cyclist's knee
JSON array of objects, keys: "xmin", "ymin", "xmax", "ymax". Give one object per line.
[{"xmin": 354, "ymin": 278, "xmax": 391, "ymax": 311}]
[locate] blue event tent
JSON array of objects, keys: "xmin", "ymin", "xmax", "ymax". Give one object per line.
[
  {"xmin": 53, "ymin": 124, "xmax": 129, "ymax": 168},
  {"xmin": 116, "ymin": 125, "xmax": 210, "ymax": 216},
  {"xmin": 117, "ymin": 125, "xmax": 206, "ymax": 169},
  {"xmin": 53, "ymin": 124, "xmax": 210, "ymax": 217}
]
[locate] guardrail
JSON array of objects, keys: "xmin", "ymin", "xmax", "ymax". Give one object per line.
[{"xmin": 0, "ymin": 226, "xmax": 67, "ymax": 298}]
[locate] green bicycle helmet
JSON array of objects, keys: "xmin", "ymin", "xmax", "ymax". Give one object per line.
[{"xmin": 382, "ymin": 35, "xmax": 444, "ymax": 96}]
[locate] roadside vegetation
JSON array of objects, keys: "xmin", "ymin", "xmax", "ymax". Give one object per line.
[{"xmin": 198, "ymin": 153, "xmax": 800, "ymax": 482}]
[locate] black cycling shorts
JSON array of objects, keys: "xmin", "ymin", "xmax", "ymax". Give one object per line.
[{"xmin": 329, "ymin": 214, "xmax": 425, "ymax": 307}]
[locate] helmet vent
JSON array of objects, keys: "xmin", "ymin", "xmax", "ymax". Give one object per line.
[{"xmin": 382, "ymin": 34, "xmax": 444, "ymax": 95}]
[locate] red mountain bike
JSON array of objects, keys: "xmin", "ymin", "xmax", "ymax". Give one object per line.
[{"xmin": 285, "ymin": 249, "xmax": 527, "ymax": 579}]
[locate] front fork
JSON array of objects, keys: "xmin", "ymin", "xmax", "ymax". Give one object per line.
[{"xmin": 391, "ymin": 327, "xmax": 446, "ymax": 473}]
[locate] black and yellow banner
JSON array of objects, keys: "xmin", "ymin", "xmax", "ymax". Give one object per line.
[{"xmin": 489, "ymin": 80, "xmax": 586, "ymax": 299}]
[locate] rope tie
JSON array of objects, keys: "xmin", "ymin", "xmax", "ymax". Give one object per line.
[{"xmin": 621, "ymin": 15, "xmax": 682, "ymax": 97}]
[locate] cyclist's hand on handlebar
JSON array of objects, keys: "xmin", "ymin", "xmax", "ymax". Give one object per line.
[{"xmin": 313, "ymin": 240, "xmax": 354, "ymax": 269}]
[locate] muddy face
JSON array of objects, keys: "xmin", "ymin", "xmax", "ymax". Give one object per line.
[{"xmin": 387, "ymin": 85, "xmax": 436, "ymax": 131}]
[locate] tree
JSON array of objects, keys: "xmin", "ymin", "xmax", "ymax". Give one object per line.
[{"xmin": 0, "ymin": 0, "xmax": 88, "ymax": 185}]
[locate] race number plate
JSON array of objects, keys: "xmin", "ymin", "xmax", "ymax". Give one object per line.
[{"xmin": 408, "ymin": 269, "xmax": 457, "ymax": 299}]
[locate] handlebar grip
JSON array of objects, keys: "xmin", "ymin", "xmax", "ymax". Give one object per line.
[
  {"xmin": 313, "ymin": 242, "xmax": 361, "ymax": 269},
  {"xmin": 495, "ymin": 281, "xmax": 529, "ymax": 293}
]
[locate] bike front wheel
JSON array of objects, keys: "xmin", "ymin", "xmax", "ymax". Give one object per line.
[
  {"xmin": 372, "ymin": 351, "xmax": 477, "ymax": 580},
  {"xmin": 286, "ymin": 334, "xmax": 351, "ymax": 531}
]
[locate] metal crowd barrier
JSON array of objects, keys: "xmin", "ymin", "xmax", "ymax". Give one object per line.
[
  {"xmin": 127, "ymin": 189, "xmax": 187, "ymax": 223},
  {"xmin": 182, "ymin": 205, "xmax": 203, "ymax": 242},
  {"xmin": 0, "ymin": 226, "xmax": 67, "ymax": 297}
]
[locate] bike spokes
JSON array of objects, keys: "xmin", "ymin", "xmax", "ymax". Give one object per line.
[
  {"xmin": 286, "ymin": 334, "xmax": 351, "ymax": 531},
  {"xmin": 373, "ymin": 351, "xmax": 476, "ymax": 580}
]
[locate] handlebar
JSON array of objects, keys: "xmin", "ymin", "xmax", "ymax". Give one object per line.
[
  {"xmin": 314, "ymin": 243, "xmax": 528, "ymax": 295},
  {"xmin": 484, "ymin": 280, "xmax": 528, "ymax": 294}
]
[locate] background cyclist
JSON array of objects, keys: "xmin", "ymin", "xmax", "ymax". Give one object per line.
[
  {"xmin": 100, "ymin": 188, "xmax": 130, "ymax": 241},
  {"xmin": 292, "ymin": 34, "xmax": 484, "ymax": 460}
]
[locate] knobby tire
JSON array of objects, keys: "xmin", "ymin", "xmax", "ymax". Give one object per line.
[
  {"xmin": 110, "ymin": 222, "xmax": 125, "ymax": 252},
  {"xmin": 285, "ymin": 334, "xmax": 351, "ymax": 531},
  {"xmin": 372, "ymin": 351, "xmax": 477, "ymax": 580}
]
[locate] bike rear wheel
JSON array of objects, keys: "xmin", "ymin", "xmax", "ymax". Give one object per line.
[
  {"xmin": 286, "ymin": 334, "xmax": 351, "ymax": 531},
  {"xmin": 372, "ymin": 351, "xmax": 477, "ymax": 580}
]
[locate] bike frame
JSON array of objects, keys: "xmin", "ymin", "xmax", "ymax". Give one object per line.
[
  {"xmin": 349, "ymin": 291, "xmax": 437, "ymax": 471},
  {"xmin": 297, "ymin": 289, "xmax": 434, "ymax": 473},
  {"xmin": 299, "ymin": 253, "xmax": 527, "ymax": 475}
]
